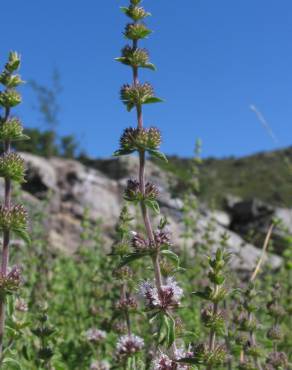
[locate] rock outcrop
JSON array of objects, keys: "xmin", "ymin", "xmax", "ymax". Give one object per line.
[{"xmin": 14, "ymin": 153, "xmax": 285, "ymax": 271}]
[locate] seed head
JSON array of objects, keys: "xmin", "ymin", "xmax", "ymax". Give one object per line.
[{"xmin": 116, "ymin": 334, "xmax": 144, "ymax": 358}]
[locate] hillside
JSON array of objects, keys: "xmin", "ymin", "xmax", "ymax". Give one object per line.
[{"xmin": 153, "ymin": 146, "xmax": 292, "ymax": 208}]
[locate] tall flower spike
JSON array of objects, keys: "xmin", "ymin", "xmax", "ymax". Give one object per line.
[
  {"xmin": 115, "ymin": 0, "xmax": 182, "ymax": 355},
  {"xmin": 0, "ymin": 52, "xmax": 30, "ymax": 357}
]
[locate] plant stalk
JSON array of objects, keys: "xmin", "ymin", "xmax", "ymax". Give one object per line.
[{"xmin": 0, "ymin": 107, "xmax": 12, "ymax": 355}]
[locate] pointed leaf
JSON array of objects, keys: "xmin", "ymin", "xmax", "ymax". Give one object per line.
[
  {"xmin": 14, "ymin": 229, "xmax": 31, "ymax": 245},
  {"xmin": 161, "ymin": 250, "xmax": 180, "ymax": 267},
  {"xmin": 144, "ymin": 63, "xmax": 156, "ymax": 71},
  {"xmin": 148, "ymin": 149, "xmax": 168, "ymax": 162},
  {"xmin": 143, "ymin": 96, "xmax": 164, "ymax": 104},
  {"xmin": 118, "ymin": 252, "xmax": 150, "ymax": 268},
  {"xmin": 144, "ymin": 199, "xmax": 160, "ymax": 215},
  {"xmin": 113, "ymin": 148, "xmax": 135, "ymax": 157}
]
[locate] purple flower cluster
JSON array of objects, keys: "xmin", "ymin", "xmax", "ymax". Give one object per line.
[
  {"xmin": 85, "ymin": 328, "xmax": 107, "ymax": 343},
  {"xmin": 153, "ymin": 347, "xmax": 192, "ymax": 370},
  {"xmin": 139, "ymin": 277, "xmax": 183, "ymax": 309},
  {"xmin": 116, "ymin": 334, "xmax": 144, "ymax": 358}
]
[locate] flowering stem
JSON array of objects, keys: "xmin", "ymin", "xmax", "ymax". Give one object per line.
[
  {"xmin": 131, "ymin": 36, "xmax": 163, "ymax": 294},
  {"xmin": 0, "ymin": 107, "xmax": 11, "ymax": 355},
  {"xmin": 121, "ymin": 283, "xmax": 131, "ymax": 335}
]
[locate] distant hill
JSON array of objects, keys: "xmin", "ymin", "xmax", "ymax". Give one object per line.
[{"xmin": 154, "ymin": 146, "xmax": 292, "ymax": 208}]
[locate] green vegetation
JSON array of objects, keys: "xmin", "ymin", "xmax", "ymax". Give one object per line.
[{"xmin": 155, "ymin": 147, "xmax": 292, "ymax": 208}]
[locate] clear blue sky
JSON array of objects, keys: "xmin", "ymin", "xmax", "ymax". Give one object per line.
[{"xmin": 1, "ymin": 0, "xmax": 291, "ymax": 158}]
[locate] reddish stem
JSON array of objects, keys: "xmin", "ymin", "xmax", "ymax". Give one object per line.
[
  {"xmin": 0, "ymin": 109, "xmax": 12, "ymax": 355},
  {"xmin": 131, "ymin": 37, "xmax": 162, "ymax": 292}
]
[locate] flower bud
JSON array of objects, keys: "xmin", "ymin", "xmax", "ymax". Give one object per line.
[
  {"xmin": 238, "ymin": 360, "xmax": 257, "ymax": 370},
  {"xmin": 124, "ymin": 179, "xmax": 141, "ymax": 201},
  {"xmin": 120, "ymin": 82, "xmax": 154, "ymax": 109},
  {"xmin": 5, "ymin": 52, "xmax": 21, "ymax": 73},
  {"xmin": 124, "ymin": 5, "xmax": 150, "ymax": 21},
  {"xmin": 154, "ymin": 229, "xmax": 171, "ymax": 248},
  {"xmin": 119, "ymin": 126, "xmax": 161, "ymax": 152},
  {"xmin": 0, "ymin": 72, "xmax": 23, "ymax": 88},
  {"xmin": 116, "ymin": 296, "xmax": 138, "ymax": 311},
  {"xmin": 245, "ymin": 345, "xmax": 262, "ymax": 358},
  {"xmin": 201, "ymin": 307, "xmax": 225, "ymax": 335},
  {"xmin": 267, "ymin": 326, "xmax": 282, "ymax": 341},
  {"xmin": 0, "ymin": 152, "xmax": 25, "ymax": 182},
  {"xmin": 0, "ymin": 265, "xmax": 22, "ymax": 295},
  {"xmin": 85, "ymin": 328, "xmax": 107, "ymax": 343},
  {"xmin": 119, "ymin": 46, "xmax": 150, "ymax": 68},
  {"xmin": 266, "ymin": 351, "xmax": 288, "ymax": 368},
  {"xmin": 266, "ymin": 301, "xmax": 286, "ymax": 318},
  {"xmin": 124, "ymin": 23, "xmax": 151, "ymax": 40},
  {"xmin": 131, "ymin": 231, "xmax": 149, "ymax": 251},
  {"xmin": 113, "ymin": 266, "xmax": 133, "ymax": 281},
  {"xmin": 0, "ymin": 117, "xmax": 26, "ymax": 141},
  {"xmin": 0, "ymin": 90, "xmax": 22, "ymax": 108},
  {"xmin": 130, "ymin": 0, "xmax": 141, "ymax": 5},
  {"xmin": 148, "ymin": 127, "xmax": 162, "ymax": 149},
  {"xmin": 0, "ymin": 204, "xmax": 28, "ymax": 232},
  {"xmin": 145, "ymin": 182, "xmax": 159, "ymax": 200}
]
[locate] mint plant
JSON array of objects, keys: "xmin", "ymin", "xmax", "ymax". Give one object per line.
[
  {"xmin": 0, "ymin": 52, "xmax": 30, "ymax": 358},
  {"xmin": 114, "ymin": 0, "xmax": 184, "ymax": 363}
]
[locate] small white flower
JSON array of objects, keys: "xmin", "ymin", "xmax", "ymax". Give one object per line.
[
  {"xmin": 85, "ymin": 328, "xmax": 107, "ymax": 343},
  {"xmin": 139, "ymin": 277, "xmax": 183, "ymax": 309},
  {"xmin": 116, "ymin": 334, "xmax": 144, "ymax": 357},
  {"xmin": 90, "ymin": 360, "xmax": 110, "ymax": 370}
]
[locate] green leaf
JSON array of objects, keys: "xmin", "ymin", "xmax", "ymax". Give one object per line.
[
  {"xmin": 118, "ymin": 252, "xmax": 150, "ymax": 268},
  {"xmin": 143, "ymin": 96, "xmax": 164, "ymax": 104},
  {"xmin": 14, "ymin": 229, "xmax": 31, "ymax": 245},
  {"xmin": 148, "ymin": 149, "xmax": 168, "ymax": 162},
  {"xmin": 144, "ymin": 199, "xmax": 160, "ymax": 215},
  {"xmin": 113, "ymin": 148, "xmax": 135, "ymax": 157},
  {"xmin": 120, "ymin": 6, "xmax": 129, "ymax": 14},
  {"xmin": 144, "ymin": 63, "xmax": 156, "ymax": 71},
  {"xmin": 115, "ymin": 57, "xmax": 126, "ymax": 63},
  {"xmin": 2, "ymin": 357, "xmax": 23, "ymax": 370},
  {"xmin": 165, "ymin": 315, "xmax": 175, "ymax": 348},
  {"xmin": 177, "ymin": 357, "xmax": 201, "ymax": 365},
  {"xmin": 161, "ymin": 250, "xmax": 180, "ymax": 267}
]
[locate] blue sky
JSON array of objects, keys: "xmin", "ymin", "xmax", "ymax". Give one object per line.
[{"xmin": 1, "ymin": 0, "xmax": 291, "ymax": 158}]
